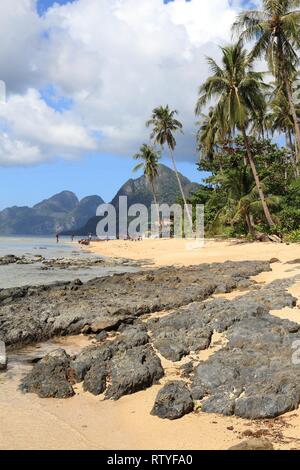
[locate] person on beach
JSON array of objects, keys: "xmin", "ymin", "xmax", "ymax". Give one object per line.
[{"xmin": 56, "ymin": 233, "xmax": 59, "ymax": 243}]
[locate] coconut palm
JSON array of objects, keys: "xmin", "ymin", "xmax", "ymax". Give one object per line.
[
  {"xmin": 146, "ymin": 105, "xmax": 193, "ymax": 227},
  {"xmin": 268, "ymin": 86, "xmax": 297, "ymax": 148},
  {"xmin": 211, "ymin": 167, "xmax": 280, "ymax": 236},
  {"xmin": 233, "ymin": 0, "xmax": 300, "ymax": 157},
  {"xmin": 196, "ymin": 41, "xmax": 276, "ymax": 227},
  {"xmin": 196, "ymin": 107, "xmax": 229, "ymax": 161},
  {"xmin": 133, "ymin": 143, "xmax": 161, "ymax": 207}
]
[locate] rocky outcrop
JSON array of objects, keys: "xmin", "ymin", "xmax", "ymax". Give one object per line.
[
  {"xmin": 0, "ymin": 260, "xmax": 270, "ymax": 349},
  {"xmin": 21, "ymin": 326, "xmax": 163, "ymax": 400},
  {"xmin": 189, "ymin": 280, "xmax": 300, "ymax": 419},
  {"xmin": 11, "ymin": 260, "xmax": 300, "ymax": 422},
  {"xmin": 0, "ymin": 254, "xmax": 44, "ymax": 266}
]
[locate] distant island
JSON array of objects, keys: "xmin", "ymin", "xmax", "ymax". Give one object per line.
[{"xmin": 0, "ymin": 164, "xmax": 199, "ymax": 236}]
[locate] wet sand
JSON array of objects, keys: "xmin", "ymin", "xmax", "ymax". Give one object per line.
[{"xmin": 2, "ymin": 240, "xmax": 300, "ymax": 449}]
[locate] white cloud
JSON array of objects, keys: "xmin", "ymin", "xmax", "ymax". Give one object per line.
[
  {"xmin": 0, "ymin": 0, "xmax": 246, "ymax": 166},
  {"xmin": 0, "ymin": 133, "xmax": 41, "ymax": 166},
  {"xmin": 0, "ymin": 88, "xmax": 97, "ymax": 165}
]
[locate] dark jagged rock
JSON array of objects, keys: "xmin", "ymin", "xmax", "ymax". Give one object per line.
[
  {"xmin": 190, "ymin": 280, "xmax": 300, "ymax": 419},
  {"xmin": 105, "ymin": 345, "xmax": 164, "ymax": 400},
  {"xmin": 151, "ymin": 381, "xmax": 194, "ymax": 420},
  {"xmin": 180, "ymin": 361, "xmax": 194, "ymax": 378},
  {"xmin": 71, "ymin": 344, "xmax": 114, "ymax": 382},
  {"xmin": 0, "ymin": 261, "xmax": 270, "ymax": 348},
  {"xmin": 149, "ymin": 278, "xmax": 296, "ymax": 363},
  {"xmin": 83, "ymin": 363, "xmax": 107, "ymax": 395},
  {"xmin": 96, "ymin": 331, "xmax": 108, "ymax": 342},
  {"xmin": 20, "ymin": 349, "xmax": 75, "ymax": 398},
  {"xmin": 0, "ymin": 255, "xmax": 20, "ymax": 265}
]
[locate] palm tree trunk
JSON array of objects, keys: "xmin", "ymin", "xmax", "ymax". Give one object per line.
[
  {"xmin": 241, "ymin": 128, "xmax": 275, "ymax": 228},
  {"xmin": 168, "ymin": 148, "xmax": 193, "ymax": 228},
  {"xmin": 287, "ymin": 129, "xmax": 299, "ymax": 177},
  {"xmin": 285, "ymin": 75, "xmax": 300, "ymax": 162},
  {"xmin": 245, "ymin": 213, "xmax": 255, "ymax": 238}
]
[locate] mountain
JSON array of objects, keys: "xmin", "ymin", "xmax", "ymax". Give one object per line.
[
  {"xmin": 0, "ymin": 165, "xmax": 200, "ymax": 236},
  {"xmin": 69, "ymin": 164, "xmax": 200, "ymax": 236},
  {"xmin": 111, "ymin": 164, "xmax": 199, "ymax": 210},
  {"xmin": 0, "ymin": 191, "xmax": 104, "ymax": 235}
]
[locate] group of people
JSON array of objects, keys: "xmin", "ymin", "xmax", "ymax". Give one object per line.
[{"xmin": 55, "ymin": 233, "xmax": 92, "ymax": 243}]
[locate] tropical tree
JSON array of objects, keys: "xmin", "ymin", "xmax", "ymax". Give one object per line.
[
  {"xmin": 195, "ymin": 41, "xmax": 276, "ymax": 227},
  {"xmin": 233, "ymin": 0, "xmax": 300, "ymax": 158},
  {"xmin": 210, "ymin": 166, "xmax": 280, "ymax": 236},
  {"xmin": 146, "ymin": 105, "xmax": 193, "ymax": 227},
  {"xmin": 133, "ymin": 144, "xmax": 162, "ymax": 234},
  {"xmin": 268, "ymin": 86, "xmax": 297, "ymax": 149},
  {"xmin": 196, "ymin": 107, "xmax": 229, "ymax": 162},
  {"xmin": 133, "ymin": 144, "xmax": 161, "ymax": 207}
]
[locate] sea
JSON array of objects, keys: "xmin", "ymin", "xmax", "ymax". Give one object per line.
[{"xmin": 0, "ymin": 235, "xmax": 137, "ymax": 289}]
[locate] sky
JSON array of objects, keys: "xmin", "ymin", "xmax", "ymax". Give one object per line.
[{"xmin": 0, "ymin": 0, "xmax": 259, "ymax": 209}]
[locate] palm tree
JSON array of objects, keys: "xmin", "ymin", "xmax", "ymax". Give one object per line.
[
  {"xmin": 211, "ymin": 167, "xmax": 280, "ymax": 236},
  {"xmin": 233, "ymin": 0, "xmax": 300, "ymax": 158},
  {"xmin": 268, "ymin": 86, "xmax": 297, "ymax": 148},
  {"xmin": 196, "ymin": 107, "xmax": 229, "ymax": 161},
  {"xmin": 133, "ymin": 143, "xmax": 161, "ymax": 209},
  {"xmin": 146, "ymin": 105, "xmax": 193, "ymax": 227},
  {"xmin": 196, "ymin": 41, "xmax": 276, "ymax": 227}
]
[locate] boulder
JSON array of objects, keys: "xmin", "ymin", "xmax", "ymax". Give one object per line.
[
  {"xmin": 151, "ymin": 381, "xmax": 194, "ymax": 420},
  {"xmin": 105, "ymin": 345, "xmax": 164, "ymax": 400},
  {"xmin": 20, "ymin": 349, "xmax": 75, "ymax": 398}
]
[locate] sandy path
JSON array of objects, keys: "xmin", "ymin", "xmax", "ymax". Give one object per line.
[{"xmin": 2, "ymin": 240, "xmax": 300, "ymax": 450}]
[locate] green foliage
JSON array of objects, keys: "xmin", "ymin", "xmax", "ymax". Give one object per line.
[
  {"xmin": 284, "ymin": 230, "xmax": 300, "ymax": 243},
  {"xmin": 189, "ymin": 137, "xmax": 300, "ymax": 238}
]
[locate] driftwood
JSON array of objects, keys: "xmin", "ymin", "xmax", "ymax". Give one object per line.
[{"xmin": 254, "ymin": 231, "xmax": 282, "ymax": 243}]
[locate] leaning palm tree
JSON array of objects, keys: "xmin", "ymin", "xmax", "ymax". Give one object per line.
[
  {"xmin": 233, "ymin": 0, "xmax": 300, "ymax": 158},
  {"xmin": 146, "ymin": 105, "xmax": 193, "ymax": 227},
  {"xmin": 196, "ymin": 41, "xmax": 276, "ymax": 227}
]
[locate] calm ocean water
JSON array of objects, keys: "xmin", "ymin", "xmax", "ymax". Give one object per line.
[{"xmin": 0, "ymin": 236, "xmax": 137, "ymax": 289}]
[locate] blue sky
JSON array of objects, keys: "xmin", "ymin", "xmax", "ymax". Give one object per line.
[
  {"xmin": 0, "ymin": 0, "xmax": 252, "ymax": 209},
  {"xmin": 37, "ymin": 0, "xmax": 75, "ymax": 16}
]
